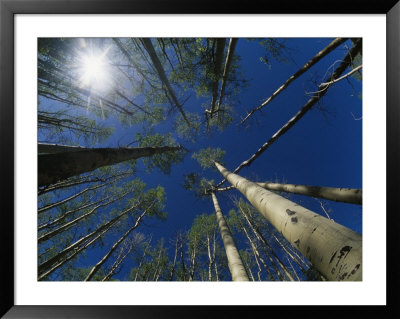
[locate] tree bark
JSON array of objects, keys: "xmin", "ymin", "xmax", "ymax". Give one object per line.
[
  {"xmin": 38, "ymin": 190, "xmax": 130, "ymax": 243},
  {"xmin": 38, "ymin": 194, "xmax": 111, "ymax": 231},
  {"xmin": 85, "ymin": 203, "xmax": 153, "ymax": 281},
  {"xmin": 240, "ymin": 38, "xmax": 348, "ymax": 124},
  {"xmin": 102, "ymin": 240, "xmax": 136, "ymax": 281},
  {"xmin": 38, "ymin": 222, "xmax": 112, "ymax": 280},
  {"xmin": 286, "ymin": 256, "xmax": 301, "ymax": 281},
  {"xmin": 216, "ymin": 38, "xmax": 238, "ymax": 112},
  {"xmin": 179, "ymin": 233, "xmax": 187, "ymax": 281},
  {"xmin": 209, "ymin": 38, "xmax": 227, "ymax": 118},
  {"xmin": 207, "ymin": 235, "xmax": 213, "ymax": 281},
  {"xmin": 211, "ymin": 192, "xmax": 249, "ymax": 281},
  {"xmin": 112, "ymin": 38, "xmax": 155, "ymax": 88},
  {"xmin": 238, "ymin": 205, "xmax": 295, "ymax": 281},
  {"xmin": 38, "ymin": 170, "xmax": 129, "ymax": 195},
  {"xmin": 242, "ymin": 255, "xmax": 256, "ymax": 282},
  {"xmin": 38, "ymin": 202, "xmax": 140, "ymax": 276},
  {"xmin": 212, "ymin": 233, "xmax": 219, "ymax": 281},
  {"xmin": 38, "ymin": 144, "xmax": 181, "ymax": 187},
  {"xmin": 259, "ymin": 182, "xmax": 362, "ymax": 205},
  {"xmin": 168, "ymin": 235, "xmax": 179, "ymax": 281},
  {"xmin": 272, "ymin": 233, "xmax": 309, "ymax": 273},
  {"xmin": 217, "ymin": 182, "xmax": 362, "ymax": 205},
  {"xmin": 215, "ymin": 162, "xmax": 362, "ymax": 281},
  {"xmin": 240, "ymin": 222, "xmax": 279, "ymax": 280},
  {"xmin": 38, "ymin": 181, "xmax": 111, "ymax": 214},
  {"xmin": 140, "ymin": 38, "xmax": 191, "ymax": 127},
  {"xmin": 152, "ymin": 246, "xmax": 163, "ymax": 281},
  {"xmin": 188, "ymin": 245, "xmax": 196, "ymax": 281}
]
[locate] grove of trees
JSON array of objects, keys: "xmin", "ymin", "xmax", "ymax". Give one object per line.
[{"xmin": 38, "ymin": 37, "xmax": 362, "ymax": 281}]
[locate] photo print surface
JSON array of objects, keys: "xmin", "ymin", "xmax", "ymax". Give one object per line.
[{"xmin": 37, "ymin": 37, "xmax": 362, "ymax": 282}]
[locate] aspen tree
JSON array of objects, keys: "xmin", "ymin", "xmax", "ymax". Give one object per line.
[
  {"xmin": 215, "ymin": 162, "xmax": 362, "ymax": 281},
  {"xmin": 211, "ymin": 192, "xmax": 249, "ymax": 281}
]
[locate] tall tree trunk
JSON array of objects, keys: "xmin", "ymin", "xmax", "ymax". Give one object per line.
[
  {"xmin": 256, "ymin": 182, "xmax": 362, "ymax": 205},
  {"xmin": 38, "ymin": 144, "xmax": 181, "ymax": 187},
  {"xmin": 216, "ymin": 38, "xmax": 238, "ymax": 112},
  {"xmin": 38, "ymin": 202, "xmax": 141, "ymax": 277},
  {"xmin": 179, "ymin": 233, "xmax": 187, "ymax": 281},
  {"xmin": 38, "ymin": 181, "xmax": 110, "ymax": 214},
  {"xmin": 286, "ymin": 256, "xmax": 301, "ymax": 281},
  {"xmin": 212, "ymin": 232, "xmax": 219, "ymax": 281},
  {"xmin": 152, "ymin": 247, "xmax": 163, "ymax": 281},
  {"xmin": 168, "ymin": 234, "xmax": 179, "ymax": 281},
  {"xmin": 215, "ymin": 162, "xmax": 362, "ymax": 281},
  {"xmin": 238, "ymin": 205, "xmax": 295, "ymax": 281},
  {"xmin": 240, "ymin": 222, "xmax": 279, "ymax": 280},
  {"xmin": 39, "ymin": 143, "xmax": 90, "ymax": 154},
  {"xmin": 240, "ymin": 37, "xmax": 348, "ymax": 124},
  {"xmin": 114, "ymin": 89, "xmax": 152, "ymax": 115},
  {"xmin": 134, "ymin": 240, "xmax": 151, "ymax": 281},
  {"xmin": 112, "ymin": 38, "xmax": 156, "ymax": 89},
  {"xmin": 207, "ymin": 235, "xmax": 213, "ymax": 281},
  {"xmin": 209, "ymin": 38, "xmax": 227, "ymax": 118},
  {"xmin": 188, "ymin": 245, "xmax": 196, "ymax": 281},
  {"xmin": 38, "ymin": 190, "xmax": 130, "ymax": 243},
  {"xmin": 38, "ymin": 170, "xmax": 130, "ymax": 196},
  {"xmin": 140, "ymin": 38, "xmax": 191, "ymax": 127},
  {"xmin": 38, "ymin": 194, "xmax": 111, "ymax": 231},
  {"xmin": 241, "ymin": 253, "xmax": 256, "ymax": 281},
  {"xmin": 102, "ymin": 240, "xmax": 136, "ymax": 281},
  {"xmin": 215, "ymin": 39, "xmax": 362, "ymax": 189},
  {"xmin": 85, "ymin": 202, "xmax": 154, "ymax": 281},
  {"xmin": 38, "ymin": 171, "xmax": 97, "ymax": 194},
  {"xmin": 272, "ymin": 233, "xmax": 309, "ymax": 273},
  {"xmin": 157, "ymin": 39, "xmax": 175, "ymax": 70},
  {"xmin": 38, "ymin": 222, "xmax": 112, "ymax": 280},
  {"xmin": 211, "ymin": 192, "xmax": 249, "ymax": 281},
  {"xmin": 217, "ymin": 182, "xmax": 362, "ymax": 205}
]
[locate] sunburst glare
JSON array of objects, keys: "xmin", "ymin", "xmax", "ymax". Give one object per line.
[{"xmin": 78, "ymin": 47, "xmax": 111, "ymax": 93}]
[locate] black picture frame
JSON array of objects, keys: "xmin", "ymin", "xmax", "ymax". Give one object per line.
[{"xmin": 1, "ymin": 0, "xmax": 398, "ymax": 317}]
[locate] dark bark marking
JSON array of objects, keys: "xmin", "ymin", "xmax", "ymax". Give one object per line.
[
  {"xmin": 339, "ymin": 272, "xmax": 348, "ymax": 281},
  {"xmin": 291, "ymin": 217, "xmax": 298, "ymax": 223},
  {"xmin": 331, "ymin": 267, "xmax": 336, "ymax": 274},
  {"xmin": 286, "ymin": 209, "xmax": 296, "ymax": 215},
  {"xmin": 347, "ymin": 264, "xmax": 360, "ymax": 278},
  {"xmin": 329, "ymin": 251, "xmax": 337, "ymax": 264},
  {"xmin": 294, "ymin": 239, "xmax": 300, "ymax": 247},
  {"xmin": 336, "ymin": 246, "xmax": 352, "ymax": 266},
  {"xmin": 306, "ymin": 246, "xmax": 310, "ymax": 253},
  {"xmin": 340, "ymin": 246, "xmax": 352, "ymax": 254},
  {"xmin": 311, "ymin": 227, "xmax": 317, "ymax": 233}
]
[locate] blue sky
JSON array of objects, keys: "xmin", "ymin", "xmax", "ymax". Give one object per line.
[
  {"xmin": 107, "ymin": 37, "xmax": 362, "ymax": 234},
  {"xmin": 38, "ymin": 37, "xmax": 362, "ymax": 280}
]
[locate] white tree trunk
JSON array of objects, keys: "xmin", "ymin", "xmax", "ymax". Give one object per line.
[
  {"xmin": 215, "ymin": 162, "xmax": 362, "ymax": 281},
  {"xmin": 257, "ymin": 182, "xmax": 362, "ymax": 205},
  {"xmin": 240, "ymin": 37, "xmax": 348, "ymax": 124},
  {"xmin": 211, "ymin": 192, "xmax": 249, "ymax": 281}
]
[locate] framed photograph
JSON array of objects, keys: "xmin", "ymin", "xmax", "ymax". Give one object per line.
[{"xmin": 1, "ymin": 0, "xmax": 398, "ymax": 317}]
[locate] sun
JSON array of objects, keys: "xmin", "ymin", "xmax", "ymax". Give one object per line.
[{"xmin": 78, "ymin": 49, "xmax": 111, "ymax": 93}]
